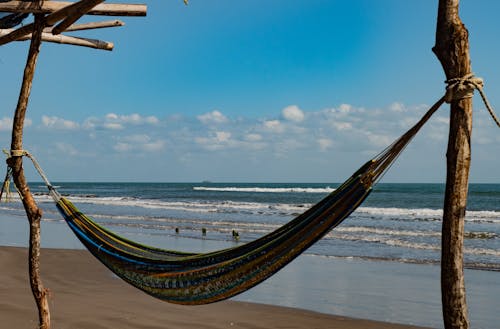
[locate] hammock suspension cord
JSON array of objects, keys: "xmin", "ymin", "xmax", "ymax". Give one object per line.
[
  {"xmin": 445, "ymin": 73, "xmax": 500, "ymax": 127},
  {"xmin": 1, "ymin": 149, "xmax": 61, "ymax": 202}
]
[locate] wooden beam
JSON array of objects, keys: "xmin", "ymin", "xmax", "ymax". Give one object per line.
[
  {"xmin": 0, "ymin": 29, "xmax": 114, "ymax": 50},
  {"xmin": 42, "ymin": 33, "xmax": 114, "ymax": 50},
  {"xmin": 433, "ymin": 0, "xmax": 471, "ymax": 328},
  {"xmin": 0, "ymin": 1, "xmax": 147, "ymax": 17},
  {"xmin": 51, "ymin": 0, "xmax": 106, "ymax": 35},
  {"xmin": 51, "ymin": 19, "xmax": 124, "ymax": 32}
]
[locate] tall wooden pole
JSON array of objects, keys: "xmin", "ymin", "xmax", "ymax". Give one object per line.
[
  {"xmin": 7, "ymin": 14, "xmax": 51, "ymax": 329},
  {"xmin": 432, "ymin": 0, "xmax": 471, "ymax": 328}
]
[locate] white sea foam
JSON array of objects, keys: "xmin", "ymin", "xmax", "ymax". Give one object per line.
[
  {"xmin": 335, "ymin": 226, "xmax": 441, "ymax": 238},
  {"xmin": 193, "ymin": 186, "xmax": 335, "ymax": 193},
  {"xmin": 328, "ymin": 234, "xmax": 500, "ymax": 256},
  {"xmin": 31, "ymin": 195, "xmax": 500, "ymax": 223},
  {"xmin": 357, "ymin": 207, "xmax": 500, "ymax": 223}
]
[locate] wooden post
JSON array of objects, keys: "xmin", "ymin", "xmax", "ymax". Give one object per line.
[
  {"xmin": 432, "ymin": 0, "xmax": 471, "ymax": 328},
  {"xmin": 6, "ymin": 14, "xmax": 51, "ymax": 329}
]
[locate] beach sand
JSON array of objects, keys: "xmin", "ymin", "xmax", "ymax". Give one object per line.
[{"xmin": 0, "ymin": 246, "xmax": 430, "ymax": 329}]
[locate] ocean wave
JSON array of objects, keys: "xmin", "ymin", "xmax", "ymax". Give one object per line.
[
  {"xmin": 305, "ymin": 254, "xmax": 500, "ymax": 271},
  {"xmin": 66, "ymin": 208, "xmax": 497, "ymax": 245},
  {"xmin": 27, "ymin": 193, "xmax": 500, "ymax": 224},
  {"xmin": 335, "ymin": 226, "xmax": 441, "ymax": 238},
  {"xmin": 327, "ymin": 234, "xmax": 500, "ymax": 256},
  {"xmin": 193, "ymin": 186, "xmax": 335, "ymax": 193},
  {"xmin": 358, "ymin": 207, "xmax": 500, "ymax": 223}
]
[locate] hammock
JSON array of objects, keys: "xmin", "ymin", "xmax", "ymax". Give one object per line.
[{"xmin": 22, "ymin": 97, "xmax": 444, "ymax": 305}]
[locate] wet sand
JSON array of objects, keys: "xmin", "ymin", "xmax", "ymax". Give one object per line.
[{"xmin": 0, "ymin": 246, "xmax": 430, "ymax": 329}]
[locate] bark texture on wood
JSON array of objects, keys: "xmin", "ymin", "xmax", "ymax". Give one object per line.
[
  {"xmin": 0, "ymin": 1, "xmax": 147, "ymax": 17},
  {"xmin": 56, "ymin": 19, "xmax": 124, "ymax": 32},
  {"xmin": 51, "ymin": 0, "xmax": 105, "ymax": 35},
  {"xmin": 7, "ymin": 14, "xmax": 51, "ymax": 329},
  {"xmin": 0, "ymin": 29, "xmax": 114, "ymax": 50},
  {"xmin": 432, "ymin": 0, "xmax": 471, "ymax": 328}
]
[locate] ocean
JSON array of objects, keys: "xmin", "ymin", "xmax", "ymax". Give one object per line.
[{"xmin": 1, "ymin": 182, "xmax": 499, "ymax": 328}]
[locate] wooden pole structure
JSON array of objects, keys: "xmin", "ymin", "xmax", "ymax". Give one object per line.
[
  {"xmin": 0, "ymin": 0, "xmax": 106, "ymax": 46},
  {"xmin": 432, "ymin": 0, "xmax": 471, "ymax": 328},
  {"xmin": 1, "ymin": 2, "xmax": 147, "ymax": 328},
  {"xmin": 6, "ymin": 13, "xmax": 51, "ymax": 329},
  {"xmin": 0, "ymin": 1, "xmax": 147, "ymax": 17}
]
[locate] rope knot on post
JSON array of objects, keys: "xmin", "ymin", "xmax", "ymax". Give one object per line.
[
  {"xmin": 444, "ymin": 73, "xmax": 483, "ymax": 103},
  {"xmin": 445, "ymin": 73, "xmax": 500, "ymax": 128}
]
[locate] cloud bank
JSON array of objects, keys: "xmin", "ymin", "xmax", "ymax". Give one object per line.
[{"xmin": 2, "ymin": 103, "xmax": 497, "ymax": 182}]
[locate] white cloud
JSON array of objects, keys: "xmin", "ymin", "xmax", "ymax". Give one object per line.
[
  {"xmin": 103, "ymin": 122, "xmax": 124, "ymax": 130},
  {"xmin": 317, "ymin": 138, "xmax": 334, "ymax": 151},
  {"xmin": 82, "ymin": 117, "xmax": 97, "ymax": 130},
  {"xmin": 3, "ymin": 118, "xmax": 33, "ymax": 131},
  {"xmin": 215, "ymin": 131, "xmax": 231, "ymax": 142},
  {"xmin": 143, "ymin": 140, "xmax": 166, "ymax": 152},
  {"xmin": 434, "ymin": 116, "xmax": 449, "ymax": 125},
  {"xmin": 0, "ymin": 117, "xmax": 12, "ymax": 131},
  {"xmin": 245, "ymin": 133, "xmax": 262, "ymax": 142},
  {"xmin": 195, "ymin": 131, "xmax": 234, "ymax": 151},
  {"xmin": 263, "ymin": 120, "xmax": 284, "ymax": 133},
  {"xmin": 55, "ymin": 142, "xmax": 78, "ymax": 156},
  {"xmin": 105, "ymin": 113, "xmax": 159, "ymax": 127},
  {"xmin": 41, "ymin": 115, "xmax": 79, "ymax": 130},
  {"xmin": 390, "ymin": 102, "xmax": 406, "ymax": 112},
  {"xmin": 197, "ymin": 110, "xmax": 228, "ymax": 125},
  {"xmin": 113, "ymin": 134, "xmax": 166, "ymax": 153},
  {"xmin": 124, "ymin": 113, "xmax": 141, "ymax": 124},
  {"xmin": 332, "ymin": 121, "xmax": 352, "ymax": 131},
  {"xmin": 338, "ymin": 103, "xmax": 352, "ymax": 113},
  {"xmin": 114, "ymin": 142, "xmax": 131, "ymax": 152},
  {"xmin": 122, "ymin": 134, "xmax": 151, "ymax": 143},
  {"xmin": 365, "ymin": 131, "xmax": 393, "ymax": 148},
  {"xmin": 82, "ymin": 113, "xmax": 159, "ymax": 131},
  {"xmin": 145, "ymin": 116, "xmax": 160, "ymax": 124},
  {"xmin": 282, "ymin": 105, "xmax": 305, "ymax": 122}
]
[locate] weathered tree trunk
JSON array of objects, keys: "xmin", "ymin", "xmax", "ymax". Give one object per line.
[
  {"xmin": 432, "ymin": 0, "xmax": 471, "ymax": 328},
  {"xmin": 7, "ymin": 14, "xmax": 51, "ymax": 329}
]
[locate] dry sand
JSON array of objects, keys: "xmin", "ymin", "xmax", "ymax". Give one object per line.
[{"xmin": 0, "ymin": 246, "xmax": 430, "ymax": 329}]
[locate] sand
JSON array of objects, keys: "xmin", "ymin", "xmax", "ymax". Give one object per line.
[{"xmin": 0, "ymin": 246, "xmax": 430, "ymax": 329}]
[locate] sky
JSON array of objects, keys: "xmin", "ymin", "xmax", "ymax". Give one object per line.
[{"xmin": 1, "ymin": 0, "xmax": 499, "ymax": 183}]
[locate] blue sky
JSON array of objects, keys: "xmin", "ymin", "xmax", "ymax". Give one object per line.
[{"xmin": 1, "ymin": 0, "xmax": 499, "ymax": 183}]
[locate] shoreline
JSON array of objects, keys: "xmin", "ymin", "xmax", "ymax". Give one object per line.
[{"xmin": 1, "ymin": 246, "xmax": 430, "ymax": 329}]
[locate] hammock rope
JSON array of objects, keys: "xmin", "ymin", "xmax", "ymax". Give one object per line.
[
  {"xmin": 2, "ymin": 95, "xmax": 447, "ymax": 305},
  {"xmin": 445, "ymin": 73, "xmax": 500, "ymax": 127}
]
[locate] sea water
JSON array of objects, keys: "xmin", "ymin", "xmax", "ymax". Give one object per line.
[{"xmin": 0, "ymin": 182, "xmax": 499, "ymax": 328}]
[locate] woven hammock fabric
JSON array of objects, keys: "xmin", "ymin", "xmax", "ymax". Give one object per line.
[
  {"xmin": 56, "ymin": 166, "xmax": 371, "ymax": 304},
  {"xmin": 49, "ymin": 97, "xmax": 444, "ymax": 305}
]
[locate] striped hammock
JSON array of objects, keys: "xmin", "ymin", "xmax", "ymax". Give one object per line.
[{"xmin": 41, "ymin": 98, "xmax": 444, "ymax": 305}]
